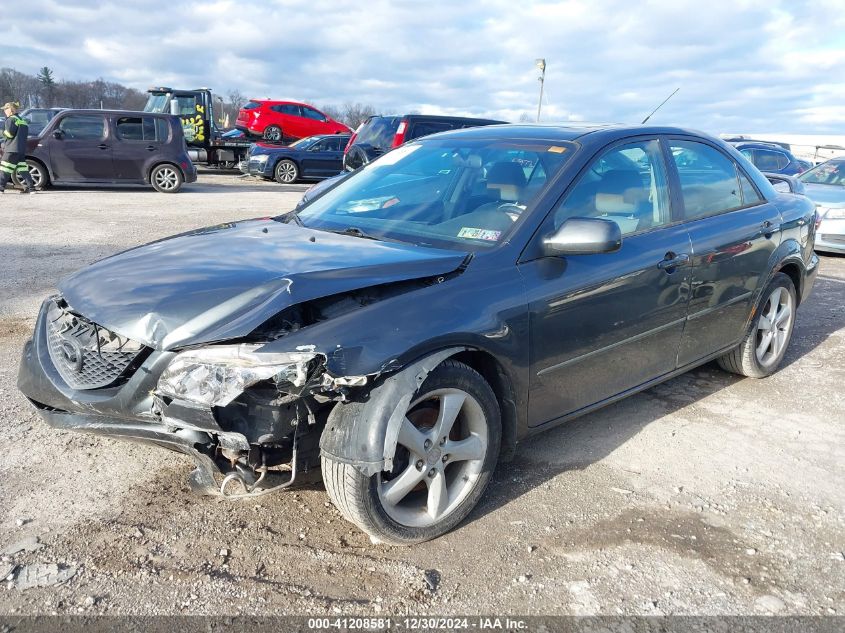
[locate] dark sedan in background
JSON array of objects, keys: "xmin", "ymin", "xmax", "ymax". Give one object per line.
[{"xmin": 245, "ymin": 134, "xmax": 351, "ymax": 183}]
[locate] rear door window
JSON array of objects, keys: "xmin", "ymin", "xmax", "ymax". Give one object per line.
[
  {"xmin": 407, "ymin": 121, "xmax": 454, "ymax": 141},
  {"xmin": 116, "ymin": 116, "xmax": 160, "ymax": 141},
  {"xmin": 58, "ymin": 115, "xmax": 106, "ymax": 140},
  {"xmin": 754, "ymin": 149, "xmax": 787, "ymax": 171},
  {"xmin": 272, "ymin": 104, "xmax": 302, "ymax": 116},
  {"xmin": 670, "ymin": 141, "xmax": 743, "ymax": 220}
]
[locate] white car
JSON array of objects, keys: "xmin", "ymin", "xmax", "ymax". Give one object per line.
[{"xmin": 799, "ymin": 158, "xmax": 845, "ymax": 254}]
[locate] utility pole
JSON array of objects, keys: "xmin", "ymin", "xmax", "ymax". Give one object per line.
[{"xmin": 535, "ymin": 58, "xmax": 546, "ymax": 122}]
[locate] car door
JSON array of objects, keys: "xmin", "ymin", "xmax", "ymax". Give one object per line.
[
  {"xmin": 278, "ymin": 104, "xmax": 306, "ymax": 140},
  {"xmin": 299, "ymin": 138, "xmax": 331, "ymax": 178},
  {"xmin": 520, "ymin": 138, "xmax": 693, "ymax": 427},
  {"xmin": 303, "ymin": 137, "xmax": 344, "ymax": 177},
  {"xmin": 112, "ymin": 115, "xmax": 160, "ymax": 181},
  {"xmin": 666, "ymin": 138, "xmax": 782, "ymax": 366},
  {"xmin": 300, "ymin": 106, "xmax": 329, "ymax": 136},
  {"xmin": 49, "ymin": 114, "xmax": 114, "ymax": 181}
]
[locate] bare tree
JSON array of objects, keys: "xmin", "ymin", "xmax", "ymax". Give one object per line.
[{"xmin": 340, "ymin": 102, "xmax": 377, "ymax": 129}]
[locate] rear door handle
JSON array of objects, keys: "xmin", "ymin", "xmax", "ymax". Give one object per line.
[
  {"xmin": 657, "ymin": 252, "xmax": 690, "ymax": 271},
  {"xmin": 146, "ymin": 145, "xmax": 157, "ymax": 151},
  {"xmin": 97, "ymin": 144, "xmax": 109, "ymax": 150},
  {"xmin": 761, "ymin": 220, "xmax": 780, "ymax": 237}
]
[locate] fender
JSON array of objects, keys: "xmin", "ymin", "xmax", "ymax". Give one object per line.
[{"xmin": 319, "ymin": 347, "xmax": 464, "ymax": 476}]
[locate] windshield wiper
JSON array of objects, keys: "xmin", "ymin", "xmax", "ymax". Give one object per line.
[
  {"xmin": 326, "ymin": 226, "xmax": 382, "ymax": 241},
  {"xmin": 276, "ymin": 210, "xmax": 304, "ymax": 227}
]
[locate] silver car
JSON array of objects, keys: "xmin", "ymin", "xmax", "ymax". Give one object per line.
[{"xmin": 799, "ymin": 158, "xmax": 845, "ymax": 254}]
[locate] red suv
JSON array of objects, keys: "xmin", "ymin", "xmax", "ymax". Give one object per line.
[{"xmin": 236, "ymin": 100, "xmax": 351, "ymax": 143}]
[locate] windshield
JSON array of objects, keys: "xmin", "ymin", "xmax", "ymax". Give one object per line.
[
  {"xmin": 144, "ymin": 93, "xmax": 169, "ymax": 113},
  {"xmin": 290, "ymin": 136, "xmax": 317, "ymax": 149},
  {"xmin": 799, "ymin": 159, "xmax": 845, "ymax": 186},
  {"xmin": 292, "ymin": 138, "xmax": 577, "ymax": 251}
]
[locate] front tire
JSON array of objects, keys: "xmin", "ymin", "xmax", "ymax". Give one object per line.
[
  {"xmin": 12, "ymin": 160, "xmax": 48, "ymax": 190},
  {"xmin": 274, "ymin": 159, "xmax": 299, "ymax": 184},
  {"xmin": 150, "ymin": 164, "xmax": 183, "ymax": 193},
  {"xmin": 322, "ymin": 360, "xmax": 501, "ymax": 545},
  {"xmin": 717, "ymin": 273, "xmax": 796, "ymax": 378}
]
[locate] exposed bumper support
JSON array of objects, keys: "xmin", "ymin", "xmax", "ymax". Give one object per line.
[{"xmin": 33, "ymin": 407, "xmax": 222, "ymax": 495}]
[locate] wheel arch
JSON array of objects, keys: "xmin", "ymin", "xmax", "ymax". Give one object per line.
[
  {"xmin": 775, "ymin": 260, "xmax": 802, "ymax": 306},
  {"xmin": 320, "ymin": 345, "xmax": 518, "ymax": 476},
  {"xmin": 147, "ymin": 160, "xmax": 186, "ymax": 183}
]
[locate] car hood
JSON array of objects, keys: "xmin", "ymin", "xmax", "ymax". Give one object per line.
[
  {"xmin": 59, "ymin": 219, "xmax": 467, "ymax": 351},
  {"xmin": 801, "ymin": 183, "xmax": 845, "ymax": 207}
]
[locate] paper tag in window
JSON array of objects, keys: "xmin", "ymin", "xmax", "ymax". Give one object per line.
[
  {"xmin": 548, "ymin": 146, "xmax": 567, "ymax": 154},
  {"xmin": 458, "ymin": 227, "xmax": 502, "ymax": 241}
]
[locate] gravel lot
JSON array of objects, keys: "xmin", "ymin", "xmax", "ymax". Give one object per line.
[{"xmin": 0, "ymin": 174, "xmax": 843, "ymax": 616}]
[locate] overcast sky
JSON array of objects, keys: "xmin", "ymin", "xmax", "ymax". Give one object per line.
[{"xmin": 6, "ymin": 0, "xmax": 845, "ymax": 134}]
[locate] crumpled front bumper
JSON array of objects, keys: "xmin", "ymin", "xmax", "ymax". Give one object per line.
[{"xmin": 17, "ymin": 299, "xmax": 224, "ymax": 495}]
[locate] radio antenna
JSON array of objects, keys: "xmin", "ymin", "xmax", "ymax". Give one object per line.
[{"xmin": 641, "ymin": 87, "xmax": 680, "ymax": 125}]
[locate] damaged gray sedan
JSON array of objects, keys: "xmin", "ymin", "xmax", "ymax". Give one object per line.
[{"xmin": 18, "ymin": 125, "xmax": 818, "ymax": 544}]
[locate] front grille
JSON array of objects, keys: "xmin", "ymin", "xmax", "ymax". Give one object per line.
[
  {"xmin": 820, "ymin": 233, "xmax": 845, "ymax": 245},
  {"xmin": 45, "ymin": 299, "xmax": 145, "ymax": 390}
]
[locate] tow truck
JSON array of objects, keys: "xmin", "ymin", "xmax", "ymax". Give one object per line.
[{"xmin": 143, "ymin": 87, "xmax": 254, "ymax": 169}]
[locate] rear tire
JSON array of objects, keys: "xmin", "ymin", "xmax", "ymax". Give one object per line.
[
  {"xmin": 717, "ymin": 273, "xmax": 796, "ymax": 378},
  {"xmin": 263, "ymin": 125, "xmax": 283, "ymax": 142},
  {"xmin": 322, "ymin": 360, "xmax": 501, "ymax": 545},
  {"xmin": 150, "ymin": 164, "xmax": 183, "ymax": 193}
]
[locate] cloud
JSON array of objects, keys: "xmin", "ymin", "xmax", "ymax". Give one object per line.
[{"xmin": 3, "ymin": 0, "xmax": 845, "ymax": 133}]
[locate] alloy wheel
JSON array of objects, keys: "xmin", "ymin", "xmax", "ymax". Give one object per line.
[
  {"xmin": 277, "ymin": 161, "xmax": 298, "ymax": 183},
  {"xmin": 153, "ymin": 167, "xmax": 179, "ymax": 191},
  {"xmin": 755, "ymin": 286, "xmax": 793, "ymax": 367},
  {"xmin": 377, "ymin": 388, "xmax": 488, "ymax": 528}
]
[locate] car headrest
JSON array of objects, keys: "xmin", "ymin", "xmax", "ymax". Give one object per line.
[{"xmin": 487, "ymin": 162, "xmax": 527, "ymax": 188}]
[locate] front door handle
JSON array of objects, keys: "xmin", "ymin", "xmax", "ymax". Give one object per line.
[
  {"xmin": 97, "ymin": 144, "xmax": 109, "ymax": 150},
  {"xmin": 657, "ymin": 252, "xmax": 690, "ymax": 271}
]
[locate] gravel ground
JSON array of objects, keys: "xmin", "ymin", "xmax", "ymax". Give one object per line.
[{"xmin": 0, "ymin": 174, "xmax": 843, "ymax": 616}]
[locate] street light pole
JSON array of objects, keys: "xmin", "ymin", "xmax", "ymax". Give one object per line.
[{"xmin": 535, "ymin": 58, "xmax": 546, "ymax": 122}]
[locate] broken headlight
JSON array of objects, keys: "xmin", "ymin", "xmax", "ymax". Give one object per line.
[{"xmin": 157, "ymin": 344, "xmax": 318, "ymax": 407}]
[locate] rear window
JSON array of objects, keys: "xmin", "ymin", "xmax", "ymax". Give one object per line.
[
  {"xmin": 242, "ymin": 101, "xmax": 261, "ymax": 110},
  {"xmin": 354, "ymin": 116, "xmax": 401, "ymax": 150}
]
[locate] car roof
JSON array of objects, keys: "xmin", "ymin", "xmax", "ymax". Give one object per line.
[
  {"xmin": 248, "ymin": 99, "xmax": 310, "ymax": 106},
  {"xmin": 422, "ymin": 123, "xmax": 718, "ymax": 145},
  {"xmin": 369, "ymin": 114, "xmax": 507, "ymax": 124},
  {"xmin": 52, "ymin": 109, "xmax": 174, "ymax": 117},
  {"xmin": 732, "ymin": 141, "xmax": 791, "ymax": 151}
]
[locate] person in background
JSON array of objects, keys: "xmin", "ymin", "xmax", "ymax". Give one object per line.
[{"xmin": 0, "ymin": 101, "xmax": 35, "ymax": 194}]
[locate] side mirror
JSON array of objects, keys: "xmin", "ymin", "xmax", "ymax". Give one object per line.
[
  {"xmin": 169, "ymin": 98, "xmax": 180, "ymax": 116},
  {"xmin": 542, "ymin": 217, "xmax": 622, "ymax": 256},
  {"xmin": 52, "ymin": 129, "xmax": 63, "ymax": 139}
]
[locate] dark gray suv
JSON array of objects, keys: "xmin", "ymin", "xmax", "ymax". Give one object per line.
[{"xmin": 13, "ymin": 109, "xmax": 197, "ymax": 193}]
